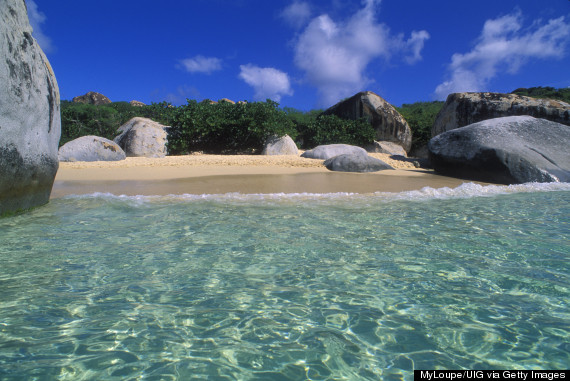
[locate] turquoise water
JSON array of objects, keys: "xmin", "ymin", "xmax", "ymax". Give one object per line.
[{"xmin": 0, "ymin": 183, "xmax": 569, "ymax": 380}]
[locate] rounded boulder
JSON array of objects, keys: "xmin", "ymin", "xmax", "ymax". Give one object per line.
[
  {"xmin": 324, "ymin": 154, "xmax": 394, "ymax": 173},
  {"xmin": 262, "ymin": 135, "xmax": 298, "ymax": 155},
  {"xmin": 58, "ymin": 136, "xmax": 126, "ymax": 162},
  {"xmin": 114, "ymin": 117, "xmax": 168, "ymax": 158},
  {"xmin": 301, "ymin": 144, "xmax": 367, "ymax": 160}
]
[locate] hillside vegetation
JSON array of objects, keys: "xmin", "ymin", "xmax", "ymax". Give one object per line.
[
  {"xmin": 60, "ymin": 100, "xmax": 375, "ymax": 154},
  {"xmin": 59, "ymin": 86, "xmax": 568, "ymax": 155},
  {"xmin": 396, "ymin": 101, "xmax": 444, "ymax": 151},
  {"xmin": 510, "ymin": 86, "xmax": 570, "ymax": 103},
  {"xmin": 60, "ymin": 101, "xmax": 174, "ymax": 146}
]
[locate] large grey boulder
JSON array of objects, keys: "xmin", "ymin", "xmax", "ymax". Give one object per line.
[
  {"xmin": 1, "ymin": 0, "xmax": 61, "ymax": 215},
  {"xmin": 301, "ymin": 144, "xmax": 367, "ymax": 160},
  {"xmin": 324, "ymin": 154, "xmax": 394, "ymax": 173},
  {"xmin": 322, "ymin": 91, "xmax": 412, "ymax": 152},
  {"xmin": 58, "ymin": 136, "xmax": 126, "ymax": 162},
  {"xmin": 428, "ymin": 116, "xmax": 570, "ymax": 184},
  {"xmin": 72, "ymin": 91, "xmax": 111, "ymax": 105},
  {"xmin": 432, "ymin": 92, "xmax": 570, "ymax": 137},
  {"xmin": 261, "ymin": 134, "xmax": 298, "ymax": 155},
  {"xmin": 114, "ymin": 117, "xmax": 168, "ymax": 158}
]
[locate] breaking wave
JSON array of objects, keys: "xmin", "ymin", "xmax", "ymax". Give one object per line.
[{"xmin": 61, "ymin": 181, "xmax": 570, "ymax": 205}]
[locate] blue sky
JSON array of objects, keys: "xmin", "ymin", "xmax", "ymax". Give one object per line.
[{"xmin": 29, "ymin": 0, "xmax": 570, "ymax": 110}]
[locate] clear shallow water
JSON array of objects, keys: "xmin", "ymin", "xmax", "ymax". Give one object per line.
[{"xmin": 0, "ymin": 183, "xmax": 569, "ymax": 380}]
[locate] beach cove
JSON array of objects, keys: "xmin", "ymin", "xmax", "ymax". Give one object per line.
[
  {"xmin": 1, "ymin": 0, "xmax": 569, "ymax": 378},
  {"xmin": 51, "ymin": 153, "xmax": 487, "ymax": 198},
  {"xmin": 1, "ymin": 153, "xmax": 569, "ymax": 379}
]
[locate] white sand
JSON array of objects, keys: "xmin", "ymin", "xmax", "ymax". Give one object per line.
[{"xmin": 52, "ymin": 154, "xmax": 487, "ymax": 198}]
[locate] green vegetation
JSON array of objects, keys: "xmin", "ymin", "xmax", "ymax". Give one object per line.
[
  {"xmin": 396, "ymin": 101, "xmax": 444, "ymax": 151},
  {"xmin": 59, "ymin": 100, "xmax": 375, "ymax": 154},
  {"xmin": 282, "ymin": 107, "xmax": 375, "ymax": 147},
  {"xmin": 510, "ymin": 86, "xmax": 570, "ymax": 103},
  {"xmin": 167, "ymin": 100, "xmax": 296, "ymax": 154},
  {"xmin": 60, "ymin": 101, "xmax": 175, "ymax": 146},
  {"xmin": 282, "ymin": 107, "xmax": 323, "ymax": 132},
  {"xmin": 59, "ymin": 86, "xmax": 567, "ymax": 155},
  {"xmin": 297, "ymin": 115, "xmax": 376, "ymax": 148},
  {"xmin": 60, "ymin": 101, "xmax": 123, "ymax": 145}
]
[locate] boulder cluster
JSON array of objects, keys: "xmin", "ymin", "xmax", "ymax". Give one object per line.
[
  {"xmin": 60, "ymin": 89, "xmax": 569, "ymax": 183},
  {"xmin": 432, "ymin": 92, "xmax": 569, "ymax": 136},
  {"xmin": 302, "ymin": 144, "xmax": 394, "ymax": 173},
  {"xmin": 59, "ymin": 117, "xmax": 169, "ymax": 161},
  {"xmin": 429, "ymin": 92, "xmax": 570, "ymax": 184}
]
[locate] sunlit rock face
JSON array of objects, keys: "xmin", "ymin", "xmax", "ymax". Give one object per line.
[
  {"xmin": 428, "ymin": 116, "xmax": 570, "ymax": 184},
  {"xmin": 0, "ymin": 0, "xmax": 61, "ymax": 215},
  {"xmin": 72, "ymin": 91, "xmax": 111, "ymax": 105},
  {"xmin": 58, "ymin": 136, "xmax": 126, "ymax": 162},
  {"xmin": 261, "ymin": 135, "xmax": 298, "ymax": 156},
  {"xmin": 432, "ymin": 92, "xmax": 570, "ymax": 137},
  {"xmin": 322, "ymin": 91, "xmax": 412, "ymax": 153},
  {"xmin": 114, "ymin": 117, "xmax": 168, "ymax": 158}
]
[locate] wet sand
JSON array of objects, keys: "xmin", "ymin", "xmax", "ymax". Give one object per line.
[{"xmin": 52, "ymin": 154, "xmax": 488, "ymax": 198}]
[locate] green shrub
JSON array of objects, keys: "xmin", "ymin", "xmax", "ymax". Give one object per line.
[
  {"xmin": 60, "ymin": 101, "xmax": 177, "ymax": 147},
  {"xmin": 511, "ymin": 86, "xmax": 570, "ymax": 103},
  {"xmin": 298, "ymin": 114, "xmax": 376, "ymax": 148},
  {"xmin": 167, "ymin": 100, "xmax": 297, "ymax": 155},
  {"xmin": 138, "ymin": 102, "xmax": 177, "ymax": 126},
  {"xmin": 60, "ymin": 101, "xmax": 123, "ymax": 145},
  {"xmin": 396, "ymin": 101, "xmax": 444, "ymax": 151},
  {"xmin": 283, "ymin": 107, "xmax": 322, "ymax": 128},
  {"xmin": 58, "ymin": 98, "xmax": 446, "ymax": 154}
]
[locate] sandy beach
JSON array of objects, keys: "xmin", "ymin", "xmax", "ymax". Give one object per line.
[{"xmin": 51, "ymin": 153, "xmax": 488, "ymax": 198}]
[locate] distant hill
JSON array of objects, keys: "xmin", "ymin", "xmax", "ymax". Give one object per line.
[{"xmin": 510, "ymin": 86, "xmax": 570, "ymax": 103}]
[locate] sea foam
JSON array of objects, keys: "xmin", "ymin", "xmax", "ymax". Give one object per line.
[{"xmin": 61, "ymin": 181, "xmax": 570, "ymax": 204}]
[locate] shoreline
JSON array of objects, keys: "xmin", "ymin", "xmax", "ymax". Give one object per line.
[
  {"xmin": 51, "ymin": 154, "xmax": 491, "ymax": 198},
  {"xmin": 52, "ymin": 170, "xmax": 481, "ymax": 198}
]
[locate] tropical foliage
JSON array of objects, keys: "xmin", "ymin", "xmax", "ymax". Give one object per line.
[
  {"xmin": 60, "ymin": 101, "xmax": 122, "ymax": 146},
  {"xmin": 167, "ymin": 100, "xmax": 296, "ymax": 154},
  {"xmin": 59, "ymin": 86, "xmax": 568, "ymax": 154},
  {"xmin": 511, "ymin": 86, "xmax": 570, "ymax": 103},
  {"xmin": 297, "ymin": 115, "xmax": 376, "ymax": 148},
  {"xmin": 59, "ymin": 100, "xmax": 375, "ymax": 153},
  {"xmin": 60, "ymin": 101, "xmax": 175, "ymax": 146},
  {"xmin": 396, "ymin": 101, "xmax": 444, "ymax": 151}
]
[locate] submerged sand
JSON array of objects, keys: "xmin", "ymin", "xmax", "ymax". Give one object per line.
[{"xmin": 52, "ymin": 153, "xmax": 488, "ymax": 198}]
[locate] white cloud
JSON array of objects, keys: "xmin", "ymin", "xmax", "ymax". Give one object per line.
[
  {"xmin": 238, "ymin": 64, "xmax": 293, "ymax": 102},
  {"xmin": 281, "ymin": 1, "xmax": 312, "ymax": 29},
  {"xmin": 27, "ymin": 0, "xmax": 54, "ymax": 53},
  {"xmin": 404, "ymin": 30, "xmax": 430, "ymax": 64},
  {"xmin": 293, "ymin": 0, "xmax": 429, "ymax": 107},
  {"xmin": 180, "ymin": 55, "xmax": 222, "ymax": 74},
  {"xmin": 434, "ymin": 12, "xmax": 570, "ymax": 100}
]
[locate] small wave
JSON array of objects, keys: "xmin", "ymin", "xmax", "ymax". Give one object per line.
[
  {"xmin": 374, "ymin": 181, "xmax": 570, "ymax": 201},
  {"xmin": 61, "ymin": 182, "xmax": 570, "ymax": 204}
]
